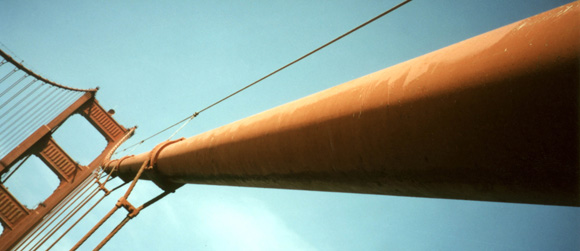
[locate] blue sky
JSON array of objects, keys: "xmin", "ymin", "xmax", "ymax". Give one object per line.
[{"xmin": 1, "ymin": 0, "xmax": 578, "ymax": 250}]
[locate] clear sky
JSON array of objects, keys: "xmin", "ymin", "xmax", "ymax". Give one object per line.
[{"xmin": 1, "ymin": 0, "xmax": 578, "ymax": 250}]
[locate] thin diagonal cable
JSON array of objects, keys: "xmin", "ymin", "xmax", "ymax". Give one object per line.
[
  {"xmin": 0, "ymin": 79, "xmax": 39, "ymax": 146},
  {"xmin": 0, "ymin": 87, "xmax": 67, "ymax": 145},
  {"xmin": 71, "ymin": 160, "xmax": 149, "ymax": 250},
  {"xmin": 198, "ymin": 0, "xmax": 412, "ymax": 114},
  {"xmin": 93, "ymin": 217, "xmax": 129, "ymax": 251},
  {"xmin": 31, "ymin": 186, "xmax": 101, "ymax": 251},
  {"xmin": 0, "ymin": 109, "xmax": 63, "ymax": 157},
  {"xmin": 46, "ymin": 181, "xmax": 130, "ymax": 251},
  {"xmin": 43, "ymin": 90, "xmax": 80, "ymax": 119},
  {"xmin": 118, "ymin": 0, "xmax": 412, "ymax": 153},
  {"xmin": 47, "ymin": 90, "xmax": 80, "ymax": 117},
  {"xmin": 0, "ymin": 84, "xmax": 42, "ymax": 122},
  {"xmin": 29, "ymin": 90, "xmax": 81, "ymax": 131},
  {"xmin": 3, "ymin": 88, "xmax": 72, "ymax": 137},
  {"xmin": 0, "ymin": 49, "xmax": 97, "ymax": 92},
  {"xmin": 0, "ymin": 84, "xmax": 57, "ymax": 134},
  {"xmin": 117, "ymin": 116, "xmax": 193, "ymax": 154},
  {"xmin": 3, "ymin": 90, "xmax": 78, "ymax": 150},
  {"xmin": 2, "ymin": 89, "xmax": 87, "ymax": 157},
  {"xmin": 0, "ymin": 80, "xmax": 41, "ymax": 121},
  {"xmin": 32, "ymin": 90, "xmax": 78, "ymax": 128},
  {"xmin": 13, "ymin": 175, "xmax": 95, "ymax": 251},
  {"xmin": 70, "ymin": 204, "xmax": 118, "ymax": 251},
  {"xmin": 93, "ymin": 191, "xmax": 171, "ymax": 251},
  {"xmin": 17, "ymin": 180, "xmax": 98, "ymax": 251},
  {"xmin": 167, "ymin": 113, "xmax": 196, "ymax": 140},
  {"xmin": 0, "ymin": 85, "xmax": 56, "ymax": 157},
  {"xmin": 16, "ymin": 179, "xmax": 96, "ymax": 251},
  {"xmin": 0, "ymin": 67, "xmax": 18, "ymax": 84},
  {"xmin": 32, "ymin": 185, "xmax": 102, "ymax": 249},
  {"xmin": 40, "ymin": 89, "xmax": 76, "ymax": 118},
  {"xmin": 0, "ymin": 154, "xmax": 30, "ymax": 183},
  {"xmin": 13, "ymin": 176, "xmax": 94, "ymax": 250},
  {"xmin": 0, "ymin": 78, "xmax": 36, "ymax": 111},
  {"xmin": 0, "ymin": 83, "xmax": 53, "ymax": 131},
  {"xmin": 116, "ymin": 140, "xmax": 144, "ymax": 156},
  {"xmin": 0, "ymin": 74, "xmax": 28, "ymax": 99}
]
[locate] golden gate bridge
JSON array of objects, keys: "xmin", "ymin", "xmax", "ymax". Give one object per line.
[{"xmin": 0, "ymin": 2, "xmax": 578, "ymax": 250}]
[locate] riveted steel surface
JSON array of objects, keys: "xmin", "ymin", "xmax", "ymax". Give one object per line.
[
  {"xmin": 37, "ymin": 137, "xmax": 80, "ymax": 183},
  {"xmin": 106, "ymin": 3, "xmax": 579, "ymax": 206},
  {"xmin": 0, "ymin": 184, "xmax": 29, "ymax": 230}
]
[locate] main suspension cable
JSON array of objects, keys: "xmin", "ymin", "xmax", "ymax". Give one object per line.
[{"xmin": 117, "ymin": 0, "xmax": 412, "ymax": 153}]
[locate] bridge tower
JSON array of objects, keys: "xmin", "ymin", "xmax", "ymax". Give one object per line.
[{"xmin": 0, "ymin": 50, "xmax": 131, "ymax": 250}]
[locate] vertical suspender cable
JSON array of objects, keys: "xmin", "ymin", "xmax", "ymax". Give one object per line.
[
  {"xmin": 0, "ymin": 80, "xmax": 41, "ymax": 121},
  {"xmin": 16, "ymin": 177, "xmax": 97, "ymax": 251},
  {"xmin": 0, "ymin": 83, "xmax": 52, "ymax": 131},
  {"xmin": 30, "ymin": 170, "xmax": 110, "ymax": 250},
  {"xmin": 93, "ymin": 191, "xmax": 170, "ymax": 251},
  {"xmin": 0, "ymin": 74, "xmax": 28, "ymax": 99},
  {"xmin": 0, "ymin": 88, "xmax": 68, "ymax": 152},
  {"xmin": 0, "ymin": 84, "xmax": 60, "ymax": 135},
  {"xmin": 12, "ymin": 175, "xmax": 95, "ymax": 251},
  {"xmin": 42, "ymin": 90, "xmax": 79, "ymax": 122},
  {"xmin": 0, "ymin": 154, "xmax": 30, "ymax": 183},
  {"xmin": 1, "ymin": 87, "xmax": 69, "ymax": 139},
  {"xmin": 0, "ymin": 78, "xmax": 36, "ymax": 110},
  {"xmin": 2, "ymin": 80, "xmax": 41, "ymax": 136},
  {"xmin": 46, "ymin": 182, "xmax": 130, "ymax": 251},
  {"xmin": 0, "ymin": 83, "xmax": 46, "ymax": 124},
  {"xmin": 30, "ymin": 186, "xmax": 101, "ymax": 251},
  {"xmin": 71, "ymin": 160, "xmax": 149, "ymax": 251},
  {"xmin": 0, "ymin": 84, "xmax": 55, "ymax": 157},
  {"xmin": 0, "ymin": 67, "xmax": 18, "ymax": 84}
]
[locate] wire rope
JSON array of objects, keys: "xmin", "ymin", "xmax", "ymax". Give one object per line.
[
  {"xmin": 12, "ymin": 176, "xmax": 95, "ymax": 251},
  {"xmin": 36, "ymin": 170, "xmax": 122, "ymax": 250},
  {"xmin": 167, "ymin": 114, "xmax": 195, "ymax": 140},
  {"xmin": 93, "ymin": 191, "xmax": 170, "ymax": 251},
  {"xmin": 0, "ymin": 83, "xmax": 52, "ymax": 130},
  {"xmin": 0, "ymin": 67, "xmax": 18, "ymax": 84},
  {"xmin": 0, "ymin": 78, "xmax": 36, "ymax": 111},
  {"xmin": 0, "ymin": 80, "xmax": 40, "ymax": 121},
  {"xmin": 0, "ymin": 88, "xmax": 69, "ymax": 154},
  {"xmin": 46, "ymin": 181, "xmax": 130, "ymax": 251},
  {"xmin": 0, "ymin": 87, "xmax": 65, "ymax": 139},
  {"xmin": 30, "ymin": 186, "xmax": 101, "ymax": 251},
  {"xmin": 0, "ymin": 85, "xmax": 54, "ymax": 157},
  {"xmin": 118, "ymin": 0, "xmax": 412, "ymax": 153},
  {"xmin": 0, "ymin": 49, "xmax": 97, "ymax": 92},
  {"xmin": 0, "ymin": 90, "xmax": 81, "ymax": 154},
  {"xmin": 37, "ymin": 91, "xmax": 81, "ymax": 129},
  {"xmin": 8, "ymin": 90, "xmax": 77, "ymax": 142},
  {"xmin": 0, "ymin": 154, "xmax": 30, "ymax": 183},
  {"xmin": 16, "ymin": 181, "xmax": 98, "ymax": 251},
  {"xmin": 0, "ymin": 74, "xmax": 28, "ymax": 99},
  {"xmin": 0, "ymin": 84, "xmax": 55, "ymax": 140}
]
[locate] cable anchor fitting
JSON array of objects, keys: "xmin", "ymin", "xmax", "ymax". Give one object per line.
[{"xmin": 145, "ymin": 138, "xmax": 185, "ymax": 192}]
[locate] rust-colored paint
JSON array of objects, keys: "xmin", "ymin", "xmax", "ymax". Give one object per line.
[
  {"xmin": 0, "ymin": 96, "xmax": 130, "ymax": 250},
  {"xmin": 0, "ymin": 92, "xmax": 94, "ymax": 174},
  {"xmin": 106, "ymin": 3, "xmax": 579, "ymax": 206}
]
